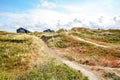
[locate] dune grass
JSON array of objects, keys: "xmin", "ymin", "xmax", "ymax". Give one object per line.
[
  {"xmin": 0, "ymin": 34, "xmax": 33, "ymax": 72},
  {"xmin": 0, "ymin": 32, "xmax": 88, "ymax": 80},
  {"xmin": 103, "ymin": 72, "xmax": 120, "ymax": 80},
  {"xmin": 0, "ymin": 60, "xmax": 88, "ymax": 80},
  {"xmin": 45, "ymin": 32, "xmax": 120, "ymax": 68},
  {"xmin": 71, "ymin": 29, "xmax": 120, "ymax": 44},
  {"xmin": 16, "ymin": 60, "xmax": 88, "ymax": 80}
]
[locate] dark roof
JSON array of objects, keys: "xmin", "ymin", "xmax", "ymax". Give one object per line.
[
  {"xmin": 43, "ymin": 29, "xmax": 54, "ymax": 32},
  {"xmin": 17, "ymin": 27, "xmax": 30, "ymax": 33}
]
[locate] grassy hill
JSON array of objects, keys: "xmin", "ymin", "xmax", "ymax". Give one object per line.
[
  {"xmin": 0, "ymin": 31, "xmax": 88, "ymax": 80},
  {"xmin": 36, "ymin": 28, "xmax": 120, "ymax": 80},
  {"xmin": 70, "ymin": 28, "xmax": 120, "ymax": 45},
  {"xmin": 0, "ymin": 28, "xmax": 120, "ymax": 80},
  {"xmin": 45, "ymin": 36, "xmax": 119, "ymax": 66},
  {"xmin": 40, "ymin": 28, "xmax": 120, "ymax": 68}
]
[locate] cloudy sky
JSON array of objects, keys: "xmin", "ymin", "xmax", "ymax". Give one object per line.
[{"xmin": 0, "ymin": 0, "xmax": 120, "ymax": 32}]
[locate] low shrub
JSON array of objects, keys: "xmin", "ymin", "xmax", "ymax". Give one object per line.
[
  {"xmin": 16, "ymin": 60, "xmax": 88, "ymax": 80},
  {"xmin": 103, "ymin": 72, "xmax": 120, "ymax": 80}
]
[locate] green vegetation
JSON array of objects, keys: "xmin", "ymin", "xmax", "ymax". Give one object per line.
[
  {"xmin": 1, "ymin": 28, "xmax": 120, "ymax": 80},
  {"xmin": 0, "ymin": 31, "xmax": 13, "ymax": 35},
  {"xmin": 60, "ymin": 42, "xmax": 120, "ymax": 67},
  {"xmin": 0, "ymin": 31, "xmax": 88, "ymax": 80},
  {"xmin": 44, "ymin": 30, "xmax": 120, "ymax": 67},
  {"xmin": 47, "ymin": 34, "xmax": 93, "ymax": 48},
  {"xmin": 0, "ymin": 60, "xmax": 88, "ymax": 80},
  {"xmin": 103, "ymin": 72, "xmax": 120, "ymax": 80},
  {"xmin": 47, "ymin": 35, "xmax": 72, "ymax": 48},
  {"xmin": 71, "ymin": 28, "xmax": 120, "ymax": 44},
  {"xmin": 56, "ymin": 28, "xmax": 67, "ymax": 33},
  {"xmin": 0, "ymin": 34, "xmax": 33, "ymax": 72},
  {"xmin": 16, "ymin": 60, "xmax": 88, "ymax": 80}
]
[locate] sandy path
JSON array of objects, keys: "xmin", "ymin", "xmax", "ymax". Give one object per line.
[
  {"xmin": 45, "ymin": 46, "xmax": 99, "ymax": 80},
  {"xmin": 61, "ymin": 59, "xmax": 99, "ymax": 80},
  {"xmin": 39, "ymin": 38, "xmax": 99, "ymax": 80},
  {"xmin": 40, "ymin": 36, "xmax": 120, "ymax": 80},
  {"xmin": 70, "ymin": 35, "xmax": 109, "ymax": 48}
]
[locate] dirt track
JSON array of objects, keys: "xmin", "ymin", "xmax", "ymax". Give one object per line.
[
  {"xmin": 71, "ymin": 35, "xmax": 109, "ymax": 48},
  {"xmin": 39, "ymin": 35, "xmax": 120, "ymax": 80},
  {"xmin": 42, "ymin": 40, "xmax": 99, "ymax": 80}
]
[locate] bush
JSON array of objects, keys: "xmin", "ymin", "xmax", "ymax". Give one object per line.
[
  {"xmin": 103, "ymin": 72, "xmax": 120, "ymax": 80},
  {"xmin": 0, "ymin": 72, "xmax": 14, "ymax": 80},
  {"xmin": 16, "ymin": 60, "xmax": 88, "ymax": 80}
]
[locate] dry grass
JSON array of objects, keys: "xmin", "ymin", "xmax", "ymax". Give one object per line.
[
  {"xmin": 45, "ymin": 31, "xmax": 120, "ymax": 68},
  {"xmin": 71, "ymin": 28, "xmax": 120, "ymax": 45},
  {"xmin": 0, "ymin": 31, "xmax": 88, "ymax": 80}
]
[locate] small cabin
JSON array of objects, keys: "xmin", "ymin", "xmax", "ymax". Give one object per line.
[
  {"xmin": 16, "ymin": 27, "xmax": 30, "ymax": 33},
  {"xmin": 43, "ymin": 29, "xmax": 54, "ymax": 32}
]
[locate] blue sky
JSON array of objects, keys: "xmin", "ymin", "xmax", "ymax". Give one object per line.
[
  {"xmin": 0, "ymin": 0, "xmax": 90, "ymax": 12},
  {"xmin": 0, "ymin": 0, "xmax": 40, "ymax": 12},
  {"xmin": 0, "ymin": 0, "xmax": 120, "ymax": 32}
]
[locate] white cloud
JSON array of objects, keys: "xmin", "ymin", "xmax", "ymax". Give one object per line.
[
  {"xmin": 37, "ymin": 0, "xmax": 56, "ymax": 9},
  {"xmin": 0, "ymin": 0, "xmax": 120, "ymax": 32}
]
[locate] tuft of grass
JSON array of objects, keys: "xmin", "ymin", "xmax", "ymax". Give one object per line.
[
  {"xmin": 0, "ymin": 71, "xmax": 14, "ymax": 80},
  {"xmin": 47, "ymin": 35, "xmax": 72, "ymax": 48},
  {"xmin": 0, "ymin": 59, "xmax": 88, "ymax": 80},
  {"xmin": 0, "ymin": 31, "xmax": 88, "ymax": 80},
  {"xmin": 0, "ymin": 34, "xmax": 33, "ymax": 73},
  {"xmin": 103, "ymin": 72, "xmax": 120, "ymax": 80},
  {"xmin": 16, "ymin": 60, "xmax": 88, "ymax": 80},
  {"xmin": 47, "ymin": 34, "xmax": 93, "ymax": 48},
  {"xmin": 71, "ymin": 29, "xmax": 120, "ymax": 44}
]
